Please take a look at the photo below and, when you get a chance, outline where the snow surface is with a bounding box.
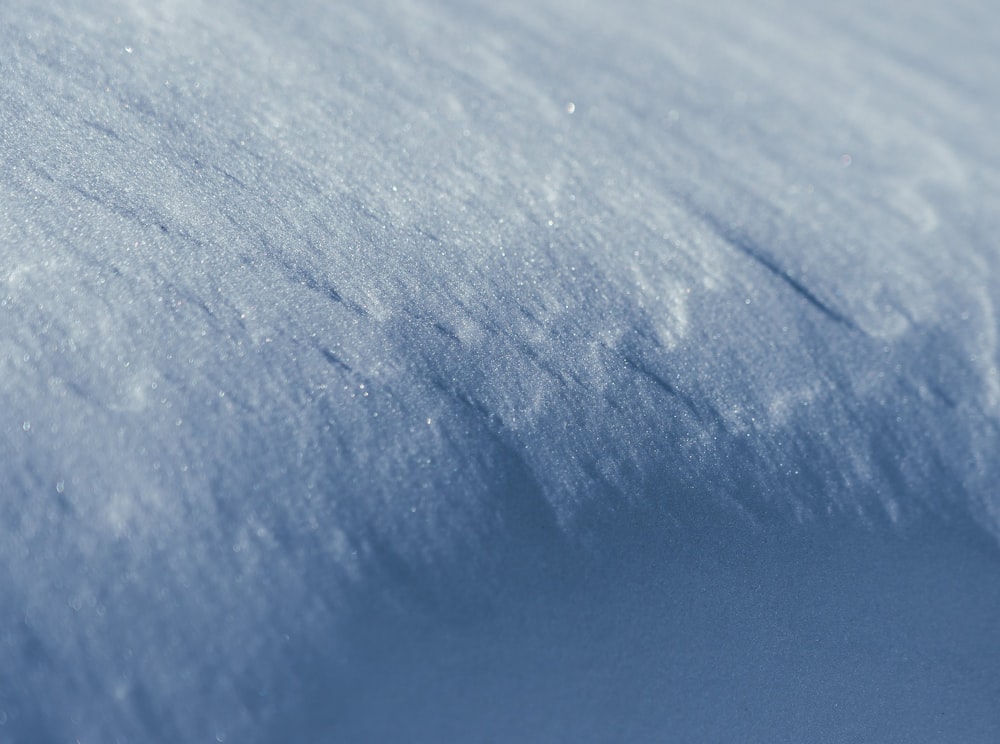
[1,0,999,741]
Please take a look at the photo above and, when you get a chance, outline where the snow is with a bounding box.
[1,0,999,741]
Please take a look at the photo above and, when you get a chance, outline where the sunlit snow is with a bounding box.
[2,0,999,741]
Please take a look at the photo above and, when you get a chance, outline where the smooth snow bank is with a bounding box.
[340,527,1000,743]
[1,0,999,741]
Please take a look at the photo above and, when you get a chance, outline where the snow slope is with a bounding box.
[1,0,999,741]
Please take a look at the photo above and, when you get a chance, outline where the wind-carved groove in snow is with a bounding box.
[619,354,703,423]
[695,209,863,334]
[320,348,353,374]
[256,233,370,318]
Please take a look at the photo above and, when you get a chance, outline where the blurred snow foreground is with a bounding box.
[2,0,1000,740]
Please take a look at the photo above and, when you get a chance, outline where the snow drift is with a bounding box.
[1,0,999,740]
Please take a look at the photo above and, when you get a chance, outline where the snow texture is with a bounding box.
[1,0,999,741]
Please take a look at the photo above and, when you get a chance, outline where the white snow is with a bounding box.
[1,0,999,741]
